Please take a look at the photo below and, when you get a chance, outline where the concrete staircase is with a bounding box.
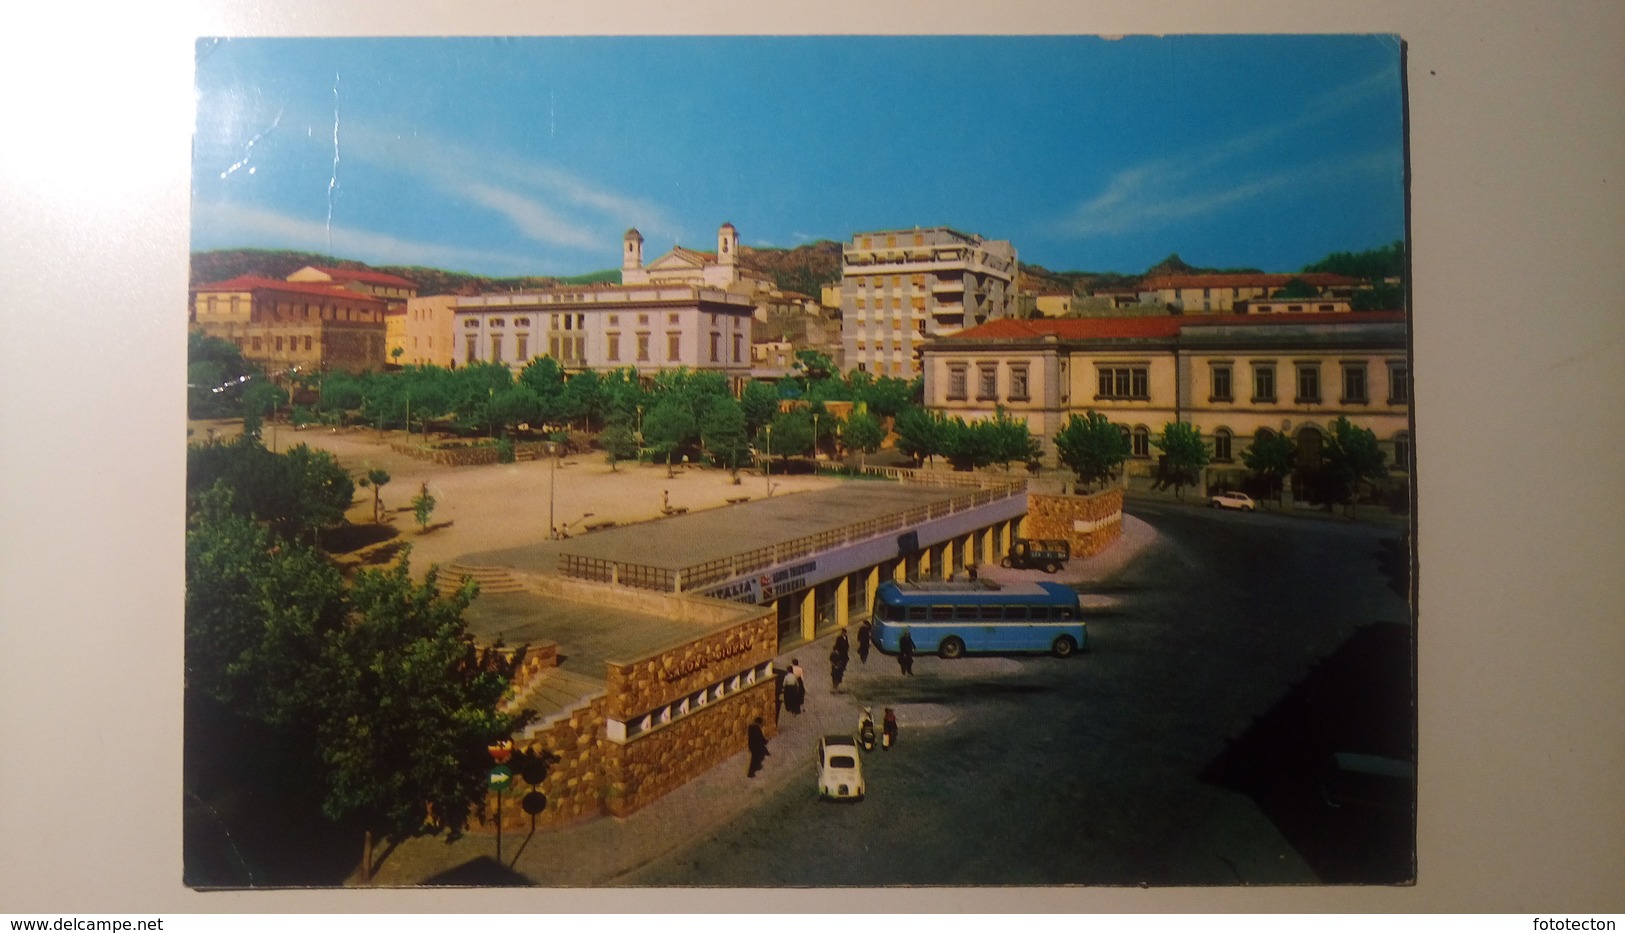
[509,668,607,740]
[436,563,527,597]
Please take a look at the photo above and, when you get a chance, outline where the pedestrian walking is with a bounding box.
[829,643,848,691]
[790,658,807,712]
[747,717,769,777]
[898,628,916,676]
[833,628,850,663]
[856,619,872,664]
[783,664,802,714]
[882,707,899,750]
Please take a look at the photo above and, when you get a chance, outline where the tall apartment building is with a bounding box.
[839,227,1018,379]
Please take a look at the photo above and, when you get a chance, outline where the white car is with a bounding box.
[816,735,865,801]
[1209,491,1257,511]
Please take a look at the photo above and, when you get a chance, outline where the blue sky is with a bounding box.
[190,35,1406,278]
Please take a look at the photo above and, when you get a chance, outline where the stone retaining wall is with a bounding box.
[606,615,777,720]
[389,440,550,466]
[1024,487,1124,559]
[474,581,777,833]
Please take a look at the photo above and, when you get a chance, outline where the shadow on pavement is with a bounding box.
[422,856,536,887]
[1201,620,1416,885]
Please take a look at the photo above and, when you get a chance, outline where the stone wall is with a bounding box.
[603,682,777,817]
[389,440,550,466]
[605,614,777,719]
[483,696,611,832]
[478,677,777,831]
[474,591,777,833]
[1024,487,1124,559]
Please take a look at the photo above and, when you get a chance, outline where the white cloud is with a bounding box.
[191,201,545,274]
[338,122,678,251]
[1051,69,1399,239]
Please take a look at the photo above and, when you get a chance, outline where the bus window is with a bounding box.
[907,606,928,622]
[1005,606,1029,621]
[878,601,902,622]
[1057,607,1076,620]
[930,606,954,622]
[978,605,1003,621]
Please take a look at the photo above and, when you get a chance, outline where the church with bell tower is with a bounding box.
[620,222,772,294]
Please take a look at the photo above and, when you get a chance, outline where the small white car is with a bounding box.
[1209,491,1257,511]
[816,735,865,801]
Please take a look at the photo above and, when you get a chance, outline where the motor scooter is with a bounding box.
[857,707,876,751]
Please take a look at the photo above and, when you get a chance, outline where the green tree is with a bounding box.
[411,483,437,532]
[357,469,391,523]
[792,349,836,383]
[184,486,348,725]
[188,437,354,542]
[841,410,887,469]
[187,331,260,419]
[939,416,998,471]
[314,556,531,878]
[765,409,814,462]
[1317,416,1389,517]
[740,380,782,436]
[559,369,604,431]
[599,413,640,471]
[642,395,698,476]
[1151,421,1210,500]
[1053,411,1131,490]
[1272,276,1320,299]
[894,406,942,467]
[1242,429,1296,505]
[700,397,751,478]
[486,386,542,437]
[985,408,1038,471]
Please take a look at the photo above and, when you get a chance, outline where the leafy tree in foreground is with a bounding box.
[1053,411,1130,490]
[1152,421,1210,500]
[185,485,347,725]
[1242,430,1296,505]
[315,557,531,878]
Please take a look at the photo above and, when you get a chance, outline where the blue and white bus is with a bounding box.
[870,580,1087,659]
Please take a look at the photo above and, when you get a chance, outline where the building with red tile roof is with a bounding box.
[922,311,1411,499]
[1138,272,1364,313]
[190,275,389,374]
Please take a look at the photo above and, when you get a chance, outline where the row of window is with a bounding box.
[945,363,1031,403]
[241,335,314,353]
[1208,361,1408,406]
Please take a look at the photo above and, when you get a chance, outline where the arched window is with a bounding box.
[1393,431,1411,472]
[1213,428,1233,462]
[1132,425,1151,458]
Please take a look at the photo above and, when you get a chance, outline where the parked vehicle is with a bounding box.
[817,735,865,801]
[1209,491,1257,511]
[870,579,1087,659]
[999,538,1071,573]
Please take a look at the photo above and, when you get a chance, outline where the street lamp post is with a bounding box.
[765,424,773,498]
[548,442,557,539]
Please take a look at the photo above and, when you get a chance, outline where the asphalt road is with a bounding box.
[623,501,1415,887]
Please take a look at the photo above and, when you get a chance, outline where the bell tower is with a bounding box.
[623,228,645,272]
[717,222,738,267]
